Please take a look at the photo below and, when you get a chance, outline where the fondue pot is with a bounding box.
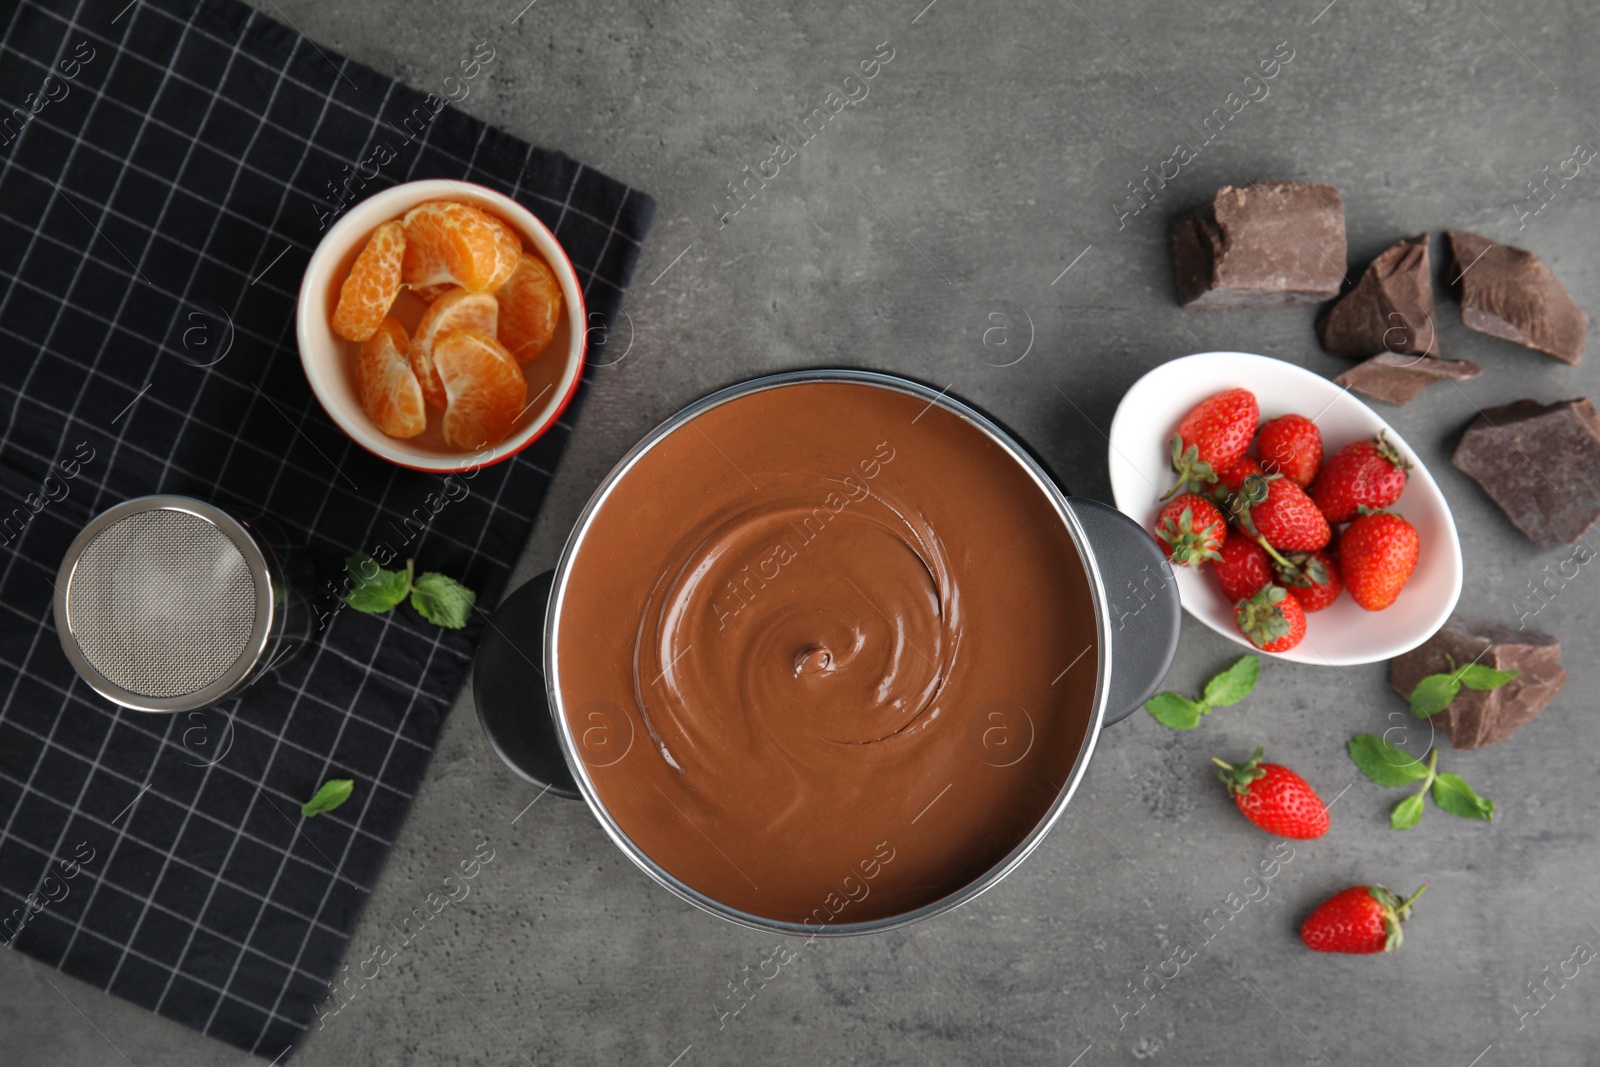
[473,370,1180,934]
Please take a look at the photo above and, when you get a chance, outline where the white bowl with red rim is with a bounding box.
[296,179,587,473]
[1107,351,1464,667]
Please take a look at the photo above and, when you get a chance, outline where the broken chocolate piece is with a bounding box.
[1452,398,1600,547]
[1389,618,1567,748]
[1334,352,1481,406]
[1317,234,1437,358]
[1170,181,1347,308]
[1446,231,1588,365]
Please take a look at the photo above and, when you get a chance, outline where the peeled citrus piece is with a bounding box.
[332,221,405,342]
[410,282,452,304]
[434,330,526,451]
[401,200,519,293]
[482,211,525,264]
[497,253,563,364]
[410,288,498,411]
[355,317,426,438]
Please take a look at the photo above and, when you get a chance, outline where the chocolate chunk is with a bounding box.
[1452,398,1600,546]
[1170,181,1347,308]
[1446,231,1588,365]
[1389,618,1567,748]
[1317,235,1437,358]
[1334,352,1481,406]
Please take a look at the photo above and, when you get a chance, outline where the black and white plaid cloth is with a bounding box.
[0,0,654,1057]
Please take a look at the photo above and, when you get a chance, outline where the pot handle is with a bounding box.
[471,570,582,799]
[1063,498,1182,726]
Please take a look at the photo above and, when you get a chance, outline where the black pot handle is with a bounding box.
[471,570,582,799]
[1063,498,1182,726]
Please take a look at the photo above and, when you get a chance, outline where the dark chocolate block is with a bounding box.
[1170,181,1347,308]
[1334,352,1481,406]
[1446,231,1588,365]
[1389,618,1567,748]
[1452,398,1600,546]
[1317,234,1437,358]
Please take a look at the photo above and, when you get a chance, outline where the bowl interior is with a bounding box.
[296,180,585,471]
[1106,351,1463,666]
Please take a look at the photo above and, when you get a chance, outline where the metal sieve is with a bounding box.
[53,496,310,713]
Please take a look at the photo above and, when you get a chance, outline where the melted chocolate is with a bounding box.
[554,381,1098,924]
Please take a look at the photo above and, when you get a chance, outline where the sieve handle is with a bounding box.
[470,571,581,799]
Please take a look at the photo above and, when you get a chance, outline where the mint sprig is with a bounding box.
[1144,655,1260,729]
[1409,657,1521,718]
[344,553,477,629]
[1347,734,1494,829]
[301,778,354,817]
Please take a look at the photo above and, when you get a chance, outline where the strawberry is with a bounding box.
[1153,493,1227,568]
[1234,585,1306,652]
[1341,512,1419,611]
[1215,455,1263,498]
[1258,414,1322,487]
[1212,536,1274,602]
[1212,745,1329,839]
[1230,472,1331,552]
[1164,388,1259,499]
[1277,548,1342,613]
[1300,884,1427,954]
[1311,432,1411,524]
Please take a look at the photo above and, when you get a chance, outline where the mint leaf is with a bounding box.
[1145,692,1206,730]
[1390,793,1425,830]
[1456,664,1522,691]
[410,572,476,629]
[1409,673,1460,718]
[1202,655,1260,708]
[1432,773,1495,820]
[344,554,412,613]
[1348,734,1431,786]
[301,778,354,817]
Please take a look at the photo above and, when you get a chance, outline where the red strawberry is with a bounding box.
[1164,388,1259,499]
[1212,745,1329,839]
[1277,548,1342,612]
[1341,512,1419,611]
[1215,455,1263,498]
[1153,493,1227,568]
[1234,585,1306,652]
[1258,414,1322,487]
[1301,884,1427,954]
[1212,536,1274,602]
[1311,432,1411,524]
[1231,472,1331,551]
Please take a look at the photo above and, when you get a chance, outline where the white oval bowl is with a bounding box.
[296,179,587,473]
[1107,351,1463,667]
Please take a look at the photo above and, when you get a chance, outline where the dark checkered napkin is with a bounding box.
[0,0,654,1058]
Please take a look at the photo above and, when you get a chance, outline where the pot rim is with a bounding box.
[545,369,1115,935]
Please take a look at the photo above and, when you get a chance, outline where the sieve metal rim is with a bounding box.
[52,495,276,714]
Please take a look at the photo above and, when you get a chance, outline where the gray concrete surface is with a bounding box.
[5,0,1600,1063]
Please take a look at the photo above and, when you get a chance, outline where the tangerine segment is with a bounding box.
[481,212,526,282]
[356,317,426,438]
[497,253,563,364]
[410,288,498,411]
[401,200,519,293]
[434,330,526,451]
[332,221,405,342]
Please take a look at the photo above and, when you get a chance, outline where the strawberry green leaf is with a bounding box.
[1347,734,1431,786]
[1408,673,1461,718]
[1145,692,1206,730]
[1455,664,1522,691]
[410,572,477,629]
[301,778,354,817]
[1201,655,1260,708]
[344,554,413,613]
[1432,773,1495,820]
[1390,793,1425,830]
